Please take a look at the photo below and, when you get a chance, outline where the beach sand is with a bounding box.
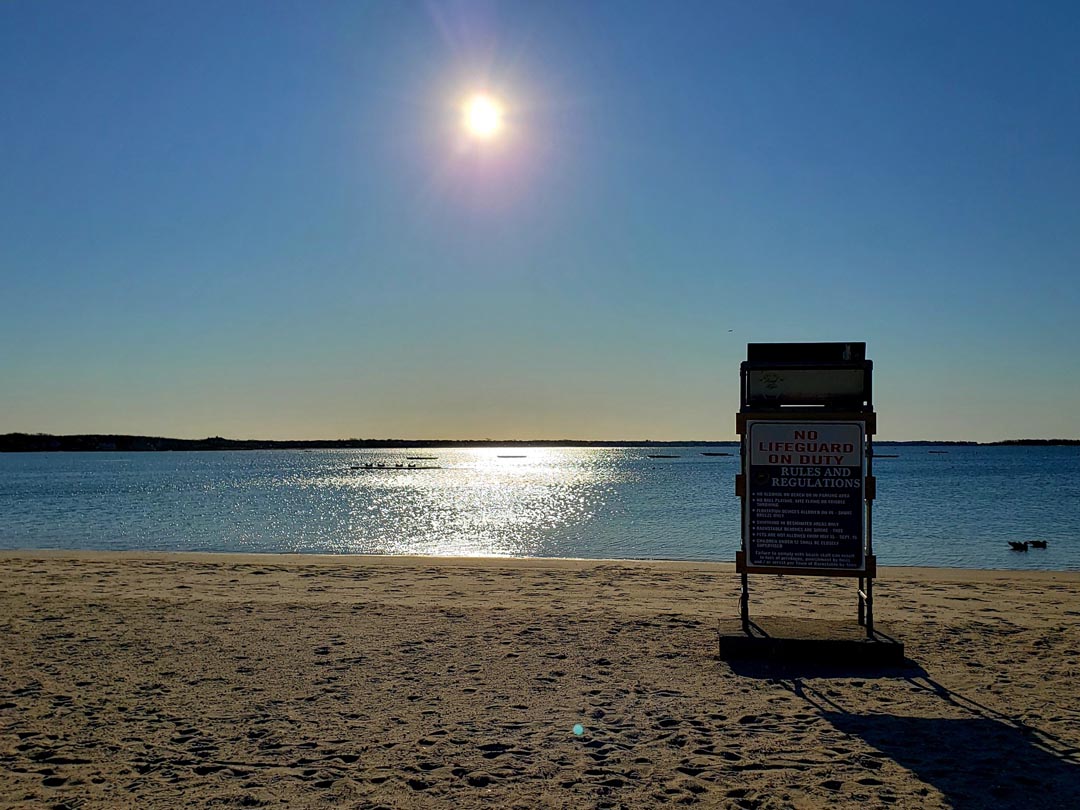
[2,552,1078,809]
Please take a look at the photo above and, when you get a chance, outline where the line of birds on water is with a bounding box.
[348,462,440,470]
[1009,540,1048,551]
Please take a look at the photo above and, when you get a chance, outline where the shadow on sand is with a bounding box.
[724,657,1080,808]
[820,713,1079,809]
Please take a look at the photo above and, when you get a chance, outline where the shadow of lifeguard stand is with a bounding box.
[719,342,903,665]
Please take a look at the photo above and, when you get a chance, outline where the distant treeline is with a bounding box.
[2,433,1078,453]
[873,440,977,446]
[0,433,739,452]
[985,439,1080,446]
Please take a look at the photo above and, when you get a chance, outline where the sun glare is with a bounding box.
[463,94,503,139]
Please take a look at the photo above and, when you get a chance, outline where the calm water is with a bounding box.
[1,446,1078,570]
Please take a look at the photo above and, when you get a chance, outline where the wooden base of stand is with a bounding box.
[717,616,904,666]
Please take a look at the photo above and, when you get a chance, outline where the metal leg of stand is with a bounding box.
[865,575,874,638]
[858,576,865,626]
[740,572,750,633]
[866,433,874,638]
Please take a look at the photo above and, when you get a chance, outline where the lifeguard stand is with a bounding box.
[734,342,878,637]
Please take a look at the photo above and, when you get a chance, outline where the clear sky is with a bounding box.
[2,1,1078,441]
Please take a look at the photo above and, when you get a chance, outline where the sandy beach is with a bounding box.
[1,552,1078,809]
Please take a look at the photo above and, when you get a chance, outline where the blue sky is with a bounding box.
[2,1,1078,441]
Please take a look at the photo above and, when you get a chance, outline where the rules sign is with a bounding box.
[745,421,865,571]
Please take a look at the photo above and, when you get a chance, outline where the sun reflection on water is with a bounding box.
[332,448,608,557]
[0,446,743,561]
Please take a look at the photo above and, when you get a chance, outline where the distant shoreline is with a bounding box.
[1,432,1078,452]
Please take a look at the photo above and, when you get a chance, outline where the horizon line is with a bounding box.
[2,432,1078,449]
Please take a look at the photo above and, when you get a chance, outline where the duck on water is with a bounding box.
[1009,540,1049,551]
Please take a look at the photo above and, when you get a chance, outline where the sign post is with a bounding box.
[735,343,878,637]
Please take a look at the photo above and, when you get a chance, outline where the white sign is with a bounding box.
[744,421,865,571]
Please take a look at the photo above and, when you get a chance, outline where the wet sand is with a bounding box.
[1,551,1079,808]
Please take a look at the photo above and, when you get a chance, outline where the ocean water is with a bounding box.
[0,446,1077,570]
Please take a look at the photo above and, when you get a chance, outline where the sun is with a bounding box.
[463,94,503,139]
